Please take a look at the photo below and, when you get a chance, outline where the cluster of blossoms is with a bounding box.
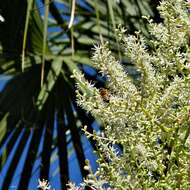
[70,0,190,189]
[38,179,53,190]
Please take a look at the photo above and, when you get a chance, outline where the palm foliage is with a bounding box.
[0,0,159,189]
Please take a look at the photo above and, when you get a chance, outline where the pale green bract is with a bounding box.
[70,0,190,189]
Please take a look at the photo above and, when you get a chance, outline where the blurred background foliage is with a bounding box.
[0,0,160,189]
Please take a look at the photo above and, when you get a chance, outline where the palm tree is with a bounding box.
[0,0,159,189]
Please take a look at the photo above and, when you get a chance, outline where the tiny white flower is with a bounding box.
[148,171,153,178]
[37,179,51,190]
[0,14,5,22]
[115,0,120,4]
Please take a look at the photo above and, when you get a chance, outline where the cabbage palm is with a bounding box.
[0,0,158,189]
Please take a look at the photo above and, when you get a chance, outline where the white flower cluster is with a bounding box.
[72,0,190,189]
[0,14,5,22]
[37,179,54,190]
